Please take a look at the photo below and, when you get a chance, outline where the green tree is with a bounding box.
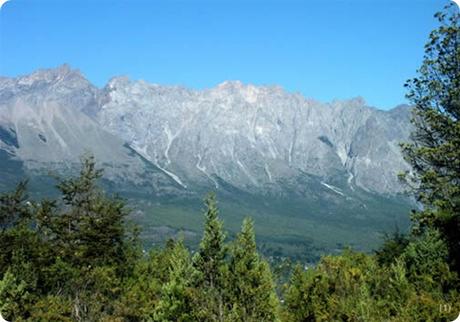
[192,193,228,321]
[227,218,279,321]
[375,229,409,266]
[283,264,313,321]
[401,3,460,272]
[112,247,168,320]
[51,154,131,268]
[0,156,145,321]
[153,240,195,322]
[401,228,454,289]
[0,180,31,230]
[28,295,73,322]
[0,269,32,321]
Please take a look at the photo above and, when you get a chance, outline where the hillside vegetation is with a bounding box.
[0,156,458,321]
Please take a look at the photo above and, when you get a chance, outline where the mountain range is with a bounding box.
[0,65,414,259]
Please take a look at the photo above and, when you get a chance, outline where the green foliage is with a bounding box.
[192,193,229,321]
[153,241,195,322]
[141,184,411,262]
[0,270,32,321]
[375,229,409,266]
[52,154,130,269]
[0,155,142,321]
[226,218,279,321]
[401,228,456,290]
[283,249,460,321]
[0,180,31,229]
[193,193,227,288]
[401,2,460,273]
[28,295,73,322]
[0,152,459,321]
[111,254,162,320]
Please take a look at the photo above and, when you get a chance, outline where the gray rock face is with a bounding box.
[0,65,412,197]
[0,65,185,196]
[98,77,411,195]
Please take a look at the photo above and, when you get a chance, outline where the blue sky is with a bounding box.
[0,0,454,109]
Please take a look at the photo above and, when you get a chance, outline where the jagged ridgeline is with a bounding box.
[0,66,412,259]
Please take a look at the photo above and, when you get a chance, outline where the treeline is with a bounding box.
[0,156,459,321]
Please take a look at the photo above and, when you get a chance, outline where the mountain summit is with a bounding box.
[0,65,414,253]
[98,69,411,195]
[1,65,411,196]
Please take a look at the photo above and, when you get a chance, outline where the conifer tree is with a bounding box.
[283,265,310,321]
[0,183,33,276]
[401,3,460,272]
[0,180,31,230]
[0,269,31,321]
[153,241,195,322]
[193,193,226,286]
[227,218,279,321]
[52,154,129,268]
[192,193,227,321]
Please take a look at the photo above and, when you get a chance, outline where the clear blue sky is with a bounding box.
[0,0,454,109]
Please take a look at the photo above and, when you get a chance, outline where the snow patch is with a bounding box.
[244,85,259,104]
[157,165,187,189]
[321,182,345,196]
[196,154,219,188]
[131,142,187,189]
[288,141,294,165]
[236,158,258,186]
[336,145,348,166]
[163,123,183,165]
[347,172,355,191]
[264,164,273,182]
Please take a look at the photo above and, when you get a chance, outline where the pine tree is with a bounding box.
[401,228,453,289]
[227,218,279,321]
[0,180,31,230]
[192,193,227,321]
[0,269,31,321]
[401,3,460,272]
[153,241,195,322]
[283,265,304,321]
[52,154,129,268]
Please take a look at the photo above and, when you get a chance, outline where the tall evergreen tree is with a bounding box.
[284,264,320,322]
[192,193,227,321]
[0,180,31,230]
[51,154,129,268]
[401,3,460,272]
[227,218,279,321]
[153,241,195,322]
[0,181,34,275]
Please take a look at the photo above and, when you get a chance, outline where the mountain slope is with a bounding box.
[98,77,411,195]
[0,65,185,196]
[0,65,414,258]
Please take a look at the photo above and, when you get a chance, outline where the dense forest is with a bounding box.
[1,4,459,321]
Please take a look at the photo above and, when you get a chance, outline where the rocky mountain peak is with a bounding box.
[0,66,413,197]
[106,76,131,90]
[16,64,84,87]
